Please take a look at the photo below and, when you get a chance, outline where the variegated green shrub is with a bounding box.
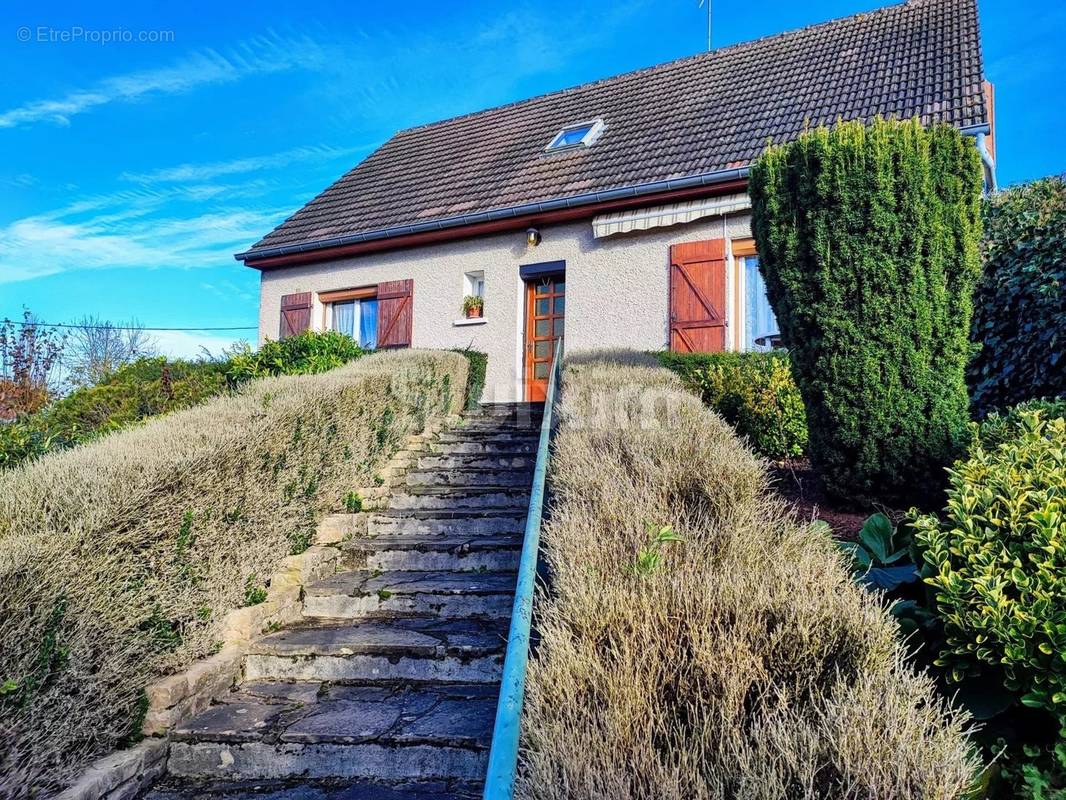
[914,411,1066,713]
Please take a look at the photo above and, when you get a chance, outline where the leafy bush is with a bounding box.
[0,350,469,794]
[974,397,1066,451]
[657,351,807,459]
[749,118,984,505]
[913,407,1066,797]
[969,176,1066,417]
[519,356,979,800]
[46,357,228,432]
[225,330,365,382]
[0,424,77,469]
[0,358,228,469]
[915,409,1066,707]
[451,348,488,409]
[837,513,920,592]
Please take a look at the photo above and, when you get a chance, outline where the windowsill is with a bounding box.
[453,317,487,327]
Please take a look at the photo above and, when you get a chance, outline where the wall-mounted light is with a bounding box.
[526,227,541,247]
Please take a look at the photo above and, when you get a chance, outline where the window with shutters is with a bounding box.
[320,286,380,349]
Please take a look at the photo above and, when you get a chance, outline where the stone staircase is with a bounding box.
[146,403,542,800]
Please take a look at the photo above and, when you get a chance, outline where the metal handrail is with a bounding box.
[483,336,563,800]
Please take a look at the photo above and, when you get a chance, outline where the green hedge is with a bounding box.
[657,351,807,459]
[451,349,487,409]
[968,176,1066,417]
[750,118,984,505]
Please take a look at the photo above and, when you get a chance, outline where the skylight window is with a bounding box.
[545,119,605,152]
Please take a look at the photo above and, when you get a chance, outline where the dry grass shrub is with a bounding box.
[518,357,979,800]
[0,349,467,797]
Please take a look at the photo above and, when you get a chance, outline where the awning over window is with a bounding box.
[591,193,751,239]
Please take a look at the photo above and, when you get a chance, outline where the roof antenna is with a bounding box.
[699,0,712,51]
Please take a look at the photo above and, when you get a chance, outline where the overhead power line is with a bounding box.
[1,318,258,332]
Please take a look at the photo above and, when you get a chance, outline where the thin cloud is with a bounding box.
[0,31,326,129]
[120,144,371,184]
[0,191,288,283]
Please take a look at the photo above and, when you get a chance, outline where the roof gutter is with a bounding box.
[237,121,994,265]
[974,131,997,192]
[235,165,750,263]
[959,122,997,192]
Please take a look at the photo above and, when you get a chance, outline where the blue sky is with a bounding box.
[1,0,1063,357]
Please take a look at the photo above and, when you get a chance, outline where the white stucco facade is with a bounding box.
[258,208,755,403]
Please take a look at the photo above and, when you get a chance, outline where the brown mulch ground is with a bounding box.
[768,458,883,541]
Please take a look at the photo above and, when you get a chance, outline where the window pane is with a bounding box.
[553,296,565,314]
[534,362,549,379]
[554,318,565,336]
[550,125,593,149]
[359,299,378,349]
[555,281,565,293]
[332,301,355,337]
[744,257,778,351]
[535,282,550,295]
[535,319,550,337]
[562,127,590,145]
[535,298,549,315]
[535,341,550,358]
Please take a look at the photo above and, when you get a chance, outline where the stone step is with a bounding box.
[244,618,506,684]
[452,418,543,433]
[429,439,537,456]
[405,467,532,489]
[168,682,496,782]
[145,777,483,800]
[343,534,521,572]
[388,487,528,512]
[303,570,517,620]
[367,510,526,538]
[435,431,539,446]
[468,402,543,419]
[417,453,535,471]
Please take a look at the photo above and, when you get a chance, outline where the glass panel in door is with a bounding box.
[525,275,565,402]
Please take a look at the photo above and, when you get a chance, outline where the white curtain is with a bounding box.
[744,257,779,350]
[331,301,359,338]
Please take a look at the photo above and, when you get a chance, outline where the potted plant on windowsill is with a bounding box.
[462,295,484,319]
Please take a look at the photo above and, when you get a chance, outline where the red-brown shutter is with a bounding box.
[377,279,413,348]
[669,239,727,353]
[279,292,312,340]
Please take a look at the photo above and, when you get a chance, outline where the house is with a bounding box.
[236,0,995,403]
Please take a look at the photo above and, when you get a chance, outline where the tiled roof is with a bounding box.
[240,0,986,260]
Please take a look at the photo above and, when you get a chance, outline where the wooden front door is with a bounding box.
[669,239,727,352]
[524,275,565,402]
